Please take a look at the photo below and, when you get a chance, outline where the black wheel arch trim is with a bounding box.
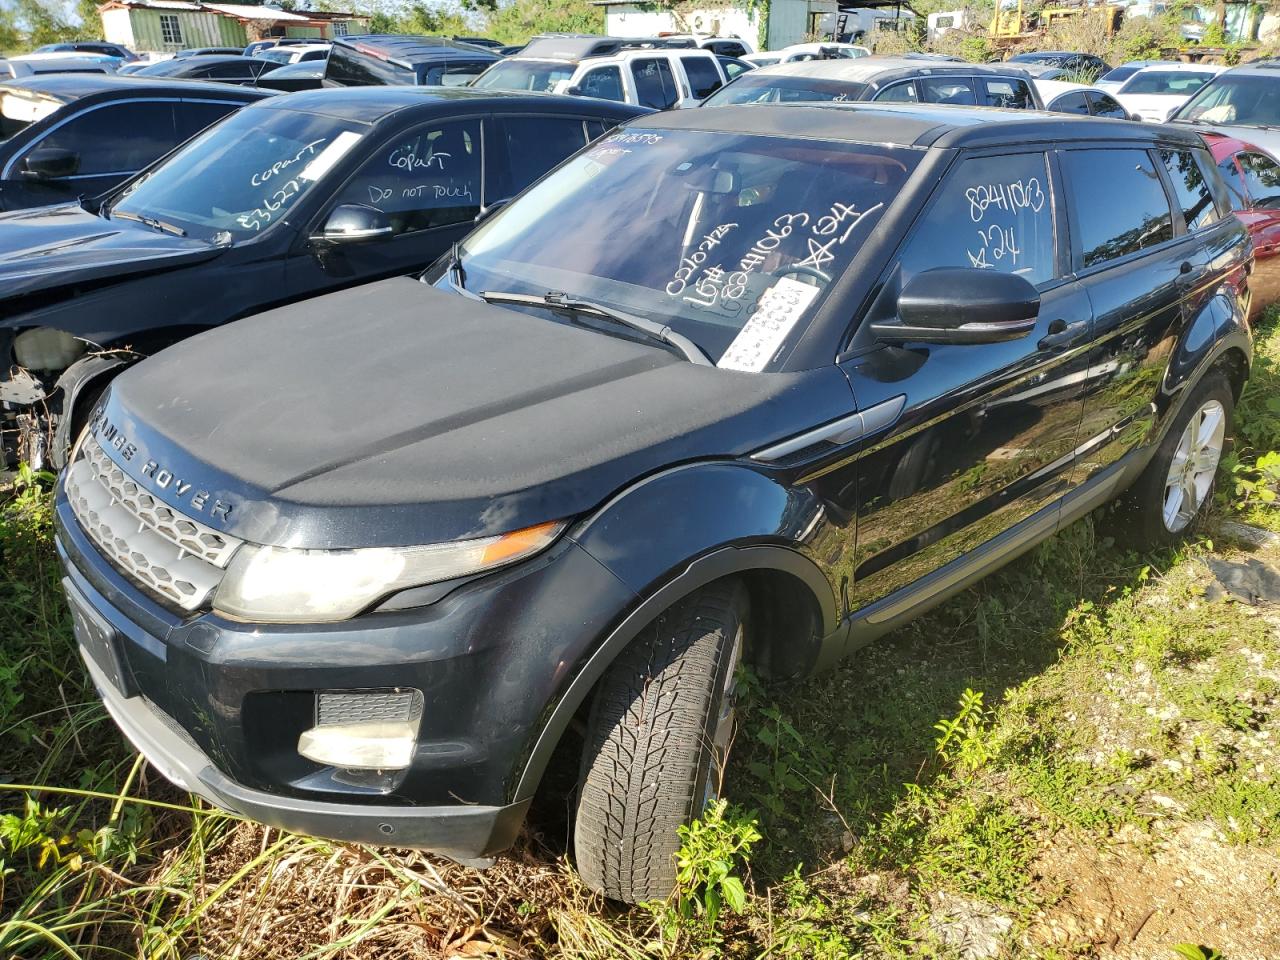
[511,542,838,803]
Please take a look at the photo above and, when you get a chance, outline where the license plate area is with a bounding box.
[64,577,136,697]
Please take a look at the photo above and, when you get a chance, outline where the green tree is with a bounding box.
[14,0,79,46]
[0,5,25,53]
[485,0,602,44]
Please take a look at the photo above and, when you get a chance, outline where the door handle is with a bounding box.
[1037,319,1088,350]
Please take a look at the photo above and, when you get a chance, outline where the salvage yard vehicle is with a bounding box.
[0,87,647,468]
[58,104,1252,904]
[1112,63,1224,123]
[1207,131,1280,318]
[702,57,1043,108]
[472,37,730,109]
[1034,78,1128,118]
[322,35,499,87]
[0,74,268,209]
[129,54,283,85]
[1170,61,1280,158]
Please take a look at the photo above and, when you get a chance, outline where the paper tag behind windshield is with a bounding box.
[717,277,820,372]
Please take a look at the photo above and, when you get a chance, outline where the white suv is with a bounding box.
[473,46,729,109]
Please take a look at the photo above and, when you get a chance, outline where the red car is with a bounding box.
[1205,132,1280,318]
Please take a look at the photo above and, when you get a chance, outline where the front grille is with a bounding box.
[316,690,425,726]
[65,434,243,612]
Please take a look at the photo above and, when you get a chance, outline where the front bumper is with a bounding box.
[56,491,636,860]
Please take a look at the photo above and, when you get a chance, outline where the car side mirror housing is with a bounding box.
[313,204,394,244]
[21,147,80,180]
[563,84,583,96]
[871,267,1040,345]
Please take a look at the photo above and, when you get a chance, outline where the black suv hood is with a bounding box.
[0,203,220,303]
[97,277,852,548]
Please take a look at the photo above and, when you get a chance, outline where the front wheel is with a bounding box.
[573,580,748,903]
[1120,373,1233,548]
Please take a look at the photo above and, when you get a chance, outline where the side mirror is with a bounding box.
[870,267,1040,345]
[473,197,511,223]
[21,147,80,180]
[563,84,584,97]
[312,204,394,244]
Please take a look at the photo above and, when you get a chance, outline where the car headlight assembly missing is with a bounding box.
[211,519,566,623]
[13,327,87,372]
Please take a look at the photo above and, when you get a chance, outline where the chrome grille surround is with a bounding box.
[65,435,243,612]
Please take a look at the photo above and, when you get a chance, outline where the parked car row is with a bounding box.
[0,28,1275,913]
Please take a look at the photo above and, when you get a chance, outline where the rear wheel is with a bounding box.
[573,580,748,903]
[1119,373,1232,548]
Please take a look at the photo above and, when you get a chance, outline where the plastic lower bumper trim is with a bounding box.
[81,651,528,866]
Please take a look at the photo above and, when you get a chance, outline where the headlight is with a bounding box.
[13,327,87,372]
[212,520,565,623]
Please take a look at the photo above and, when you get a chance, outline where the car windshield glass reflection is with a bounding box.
[457,128,920,368]
[1176,75,1280,128]
[703,74,868,105]
[472,60,575,92]
[1121,70,1215,95]
[108,109,363,242]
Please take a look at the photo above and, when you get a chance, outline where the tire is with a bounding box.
[1119,372,1233,549]
[573,580,748,903]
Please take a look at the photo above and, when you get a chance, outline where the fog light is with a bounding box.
[298,721,418,770]
[297,689,423,770]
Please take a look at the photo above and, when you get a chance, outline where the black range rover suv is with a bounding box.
[57,104,1252,903]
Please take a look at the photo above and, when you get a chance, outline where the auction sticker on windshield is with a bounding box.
[718,277,819,372]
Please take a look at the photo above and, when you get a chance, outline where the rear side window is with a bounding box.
[631,58,678,109]
[1063,149,1173,268]
[28,100,178,176]
[1049,91,1090,115]
[873,80,917,102]
[982,78,1032,108]
[580,66,624,101]
[202,61,257,80]
[1239,152,1280,209]
[1087,92,1127,119]
[1158,148,1217,231]
[898,152,1057,286]
[173,100,241,139]
[680,56,723,99]
[500,116,587,196]
[920,76,977,106]
[331,118,481,232]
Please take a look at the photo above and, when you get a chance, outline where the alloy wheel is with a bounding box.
[1162,399,1226,533]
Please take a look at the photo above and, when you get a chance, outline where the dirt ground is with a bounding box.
[1023,822,1280,959]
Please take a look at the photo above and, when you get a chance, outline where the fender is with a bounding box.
[50,352,137,468]
[511,462,843,804]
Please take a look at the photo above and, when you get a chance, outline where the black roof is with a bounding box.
[333,35,500,67]
[638,101,1204,150]
[135,54,264,75]
[252,85,649,123]
[0,72,271,103]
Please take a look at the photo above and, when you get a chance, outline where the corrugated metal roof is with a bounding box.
[202,3,312,21]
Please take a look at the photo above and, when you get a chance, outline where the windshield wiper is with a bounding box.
[478,289,714,366]
[111,210,186,237]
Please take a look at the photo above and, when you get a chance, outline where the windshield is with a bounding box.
[1174,75,1280,128]
[109,108,364,242]
[454,128,920,369]
[703,73,867,105]
[471,59,576,92]
[1121,70,1215,95]
[257,48,294,64]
